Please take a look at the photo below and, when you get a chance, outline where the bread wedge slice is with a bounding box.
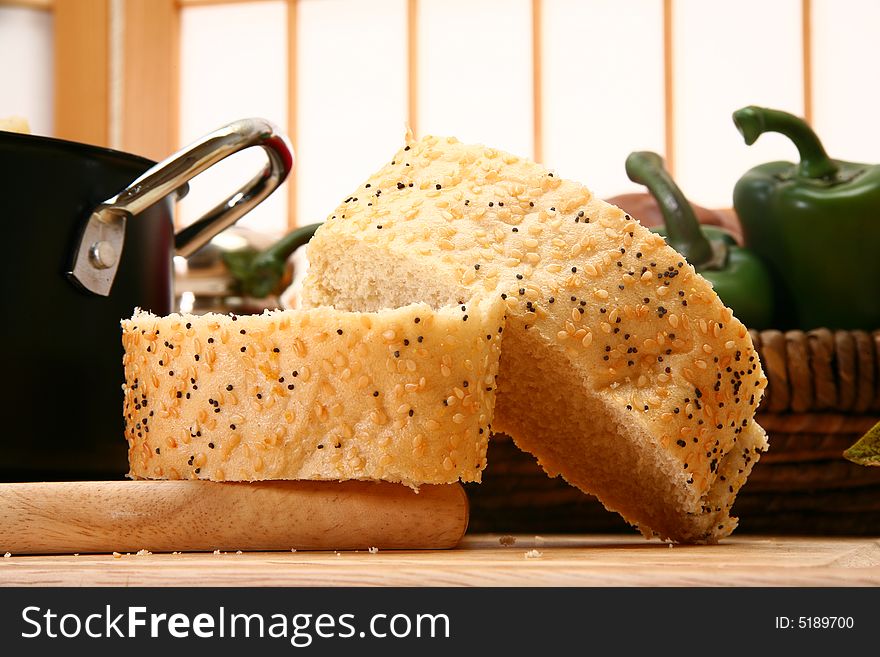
[302,135,768,543]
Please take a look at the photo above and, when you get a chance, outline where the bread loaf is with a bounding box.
[301,135,769,543]
[122,299,504,487]
[0,116,30,134]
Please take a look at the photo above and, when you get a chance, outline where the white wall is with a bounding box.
[296,0,408,226]
[0,6,53,137]
[542,0,665,198]
[6,0,879,233]
[178,0,289,236]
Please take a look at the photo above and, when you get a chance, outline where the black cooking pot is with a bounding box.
[0,118,292,480]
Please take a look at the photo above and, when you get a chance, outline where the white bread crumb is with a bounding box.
[290,548,297,553]
[112,552,122,559]
[3,552,11,558]
[213,549,222,555]
[136,549,152,556]
[524,549,543,559]
[236,550,243,555]
[368,547,379,554]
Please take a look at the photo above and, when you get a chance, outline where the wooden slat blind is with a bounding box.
[53,0,110,147]
[286,0,298,228]
[120,0,179,160]
[663,0,674,175]
[406,0,418,138]
[2,0,52,9]
[50,0,178,157]
[15,0,873,229]
[530,0,542,163]
[801,0,813,124]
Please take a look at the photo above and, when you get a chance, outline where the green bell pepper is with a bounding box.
[732,105,880,330]
[626,151,774,329]
[223,222,322,299]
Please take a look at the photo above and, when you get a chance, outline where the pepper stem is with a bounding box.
[625,151,714,267]
[225,222,322,298]
[258,222,322,268]
[732,105,838,179]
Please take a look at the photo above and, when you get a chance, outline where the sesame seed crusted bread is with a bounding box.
[301,135,769,543]
[122,299,504,487]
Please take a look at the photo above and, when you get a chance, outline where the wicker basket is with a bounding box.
[467,328,880,535]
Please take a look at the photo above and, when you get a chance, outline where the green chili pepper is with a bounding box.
[223,222,322,299]
[732,106,880,330]
[626,151,774,329]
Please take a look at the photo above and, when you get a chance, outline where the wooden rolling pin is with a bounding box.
[0,480,468,554]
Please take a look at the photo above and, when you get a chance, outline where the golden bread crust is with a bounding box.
[122,300,505,487]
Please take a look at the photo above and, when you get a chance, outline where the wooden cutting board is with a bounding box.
[1,535,877,586]
[0,480,468,554]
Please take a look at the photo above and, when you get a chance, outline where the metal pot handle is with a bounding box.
[68,117,294,297]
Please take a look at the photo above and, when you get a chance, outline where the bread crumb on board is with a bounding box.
[524,549,543,559]
[136,549,152,556]
[368,547,379,554]
[499,535,517,546]
[213,549,222,555]
[3,552,11,558]
[290,548,297,553]
[112,552,122,559]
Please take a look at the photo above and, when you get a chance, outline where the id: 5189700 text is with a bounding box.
[775,616,853,629]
